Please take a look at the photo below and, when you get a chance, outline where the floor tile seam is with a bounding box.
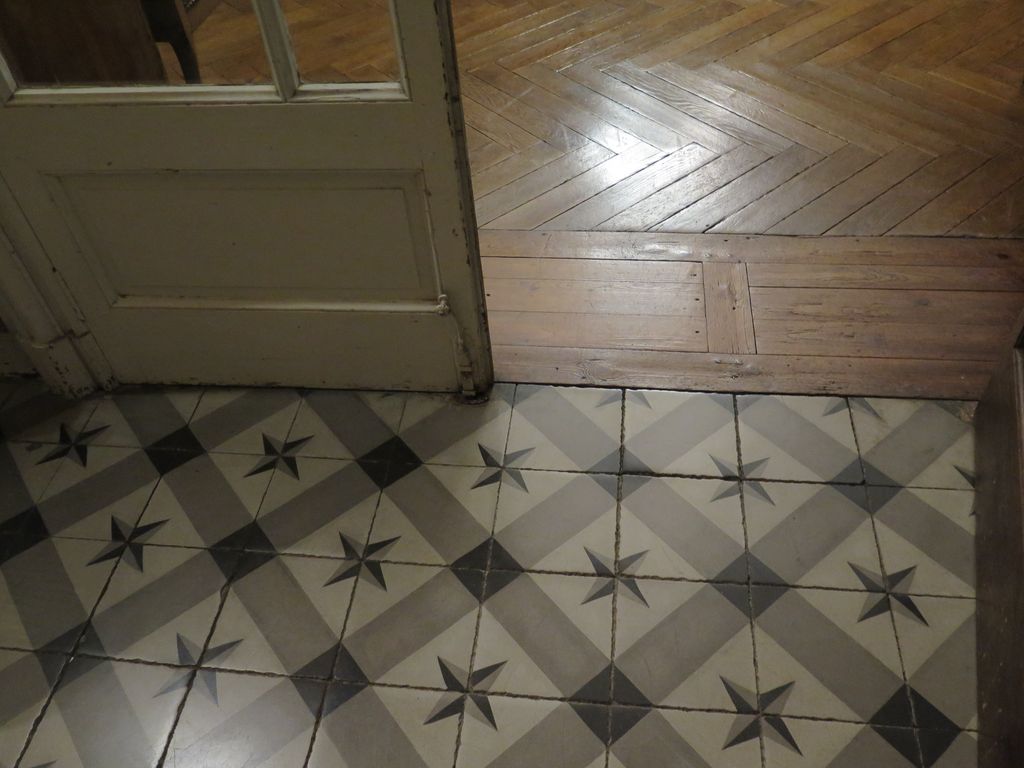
[606,389,626,749]
[494,384,979,403]
[13,497,136,768]
[451,384,519,768]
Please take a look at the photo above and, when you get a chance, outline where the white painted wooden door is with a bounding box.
[0,0,490,395]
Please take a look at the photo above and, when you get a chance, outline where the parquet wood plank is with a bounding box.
[704,262,757,354]
[489,311,708,352]
[746,263,1024,291]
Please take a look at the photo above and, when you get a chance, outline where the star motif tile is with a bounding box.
[425,657,506,728]
[745,482,884,590]
[852,398,975,489]
[78,545,233,664]
[457,696,608,768]
[325,533,400,588]
[752,585,907,724]
[166,670,321,767]
[618,475,745,580]
[622,389,738,476]
[309,684,460,768]
[871,486,976,597]
[369,463,500,566]
[474,572,613,699]
[506,385,622,472]
[154,634,242,703]
[492,470,617,573]
[737,395,861,483]
[245,433,313,479]
[35,423,108,467]
[610,708,762,767]
[20,657,186,768]
[614,579,754,710]
[341,564,479,688]
[206,552,356,678]
[398,383,514,467]
[87,515,167,571]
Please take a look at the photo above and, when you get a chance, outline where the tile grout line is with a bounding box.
[734,393,769,768]
[847,397,928,767]
[155,395,302,768]
[453,382,518,768]
[605,387,626,765]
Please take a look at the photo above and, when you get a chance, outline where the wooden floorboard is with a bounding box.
[484,232,1024,398]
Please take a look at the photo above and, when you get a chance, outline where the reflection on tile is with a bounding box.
[871,487,975,597]
[21,657,185,768]
[891,595,976,732]
[341,564,478,688]
[400,383,514,467]
[738,395,860,483]
[493,470,617,573]
[619,475,744,580]
[852,398,974,490]
[752,585,906,724]
[0,649,64,766]
[507,385,622,472]
[80,545,232,664]
[763,719,920,767]
[610,708,762,767]
[1,537,116,651]
[167,670,320,768]
[746,482,882,590]
[309,684,460,768]
[371,463,500,565]
[207,552,355,677]
[458,696,607,768]
[622,390,737,476]
[475,572,613,699]
[615,580,752,710]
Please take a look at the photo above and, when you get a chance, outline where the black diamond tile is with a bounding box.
[749,582,791,618]
[291,675,328,717]
[451,538,492,571]
[388,437,421,470]
[323,681,369,718]
[871,725,922,766]
[0,506,49,565]
[610,666,651,707]
[451,568,487,602]
[872,686,915,729]
[571,664,613,704]
[227,550,275,583]
[488,539,524,572]
[909,688,959,732]
[609,705,651,746]
[294,647,339,681]
[145,437,204,476]
[918,727,961,768]
[713,553,748,584]
[333,643,369,686]
[148,425,204,454]
[570,701,610,745]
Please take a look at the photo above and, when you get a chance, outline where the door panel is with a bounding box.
[0,0,491,393]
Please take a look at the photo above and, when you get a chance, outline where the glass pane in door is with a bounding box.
[0,0,271,87]
[281,0,400,83]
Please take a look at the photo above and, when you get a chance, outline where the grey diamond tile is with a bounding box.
[0,649,64,766]
[618,475,744,580]
[871,487,975,597]
[309,684,460,768]
[738,395,861,483]
[189,388,302,455]
[852,398,975,490]
[21,657,185,768]
[752,585,906,724]
[206,552,356,677]
[474,572,613,699]
[614,579,753,710]
[610,708,762,767]
[493,470,617,573]
[287,389,406,459]
[622,389,737,476]
[746,482,883,591]
[166,670,321,767]
[341,564,479,688]
[507,386,622,472]
[457,696,607,768]
[1,537,116,651]
[82,388,202,449]
[399,383,514,467]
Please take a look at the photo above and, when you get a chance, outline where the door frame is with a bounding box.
[0,0,489,397]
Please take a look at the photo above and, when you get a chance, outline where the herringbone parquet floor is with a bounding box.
[456,0,1024,236]
[187,0,1024,237]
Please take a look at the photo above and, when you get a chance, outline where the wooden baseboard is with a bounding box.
[975,327,1024,767]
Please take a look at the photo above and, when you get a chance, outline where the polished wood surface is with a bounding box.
[485,231,1024,397]
[975,308,1024,768]
[454,0,1024,236]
